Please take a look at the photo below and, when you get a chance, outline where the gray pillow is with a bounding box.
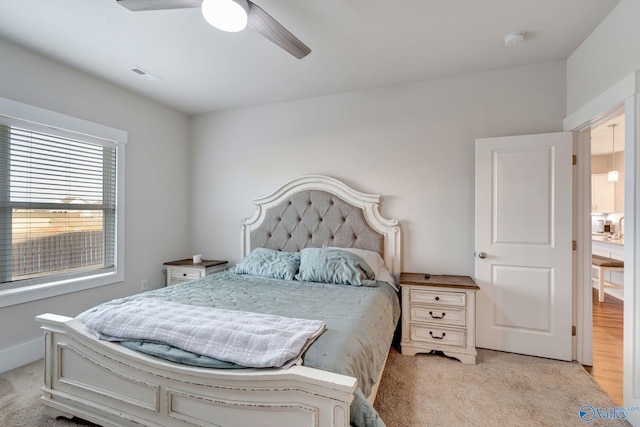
[295,248,378,287]
[230,248,300,281]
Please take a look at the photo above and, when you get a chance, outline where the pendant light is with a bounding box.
[607,123,619,182]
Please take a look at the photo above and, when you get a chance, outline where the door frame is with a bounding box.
[564,71,639,418]
[573,125,592,364]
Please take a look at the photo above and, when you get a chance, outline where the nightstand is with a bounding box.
[163,259,228,286]
[399,273,480,364]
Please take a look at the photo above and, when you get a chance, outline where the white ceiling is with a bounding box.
[0,0,620,115]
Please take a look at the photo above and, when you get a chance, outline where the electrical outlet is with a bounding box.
[141,279,149,291]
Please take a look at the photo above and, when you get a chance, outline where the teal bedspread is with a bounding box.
[77,271,401,427]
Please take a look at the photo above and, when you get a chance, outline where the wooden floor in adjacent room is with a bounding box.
[586,288,624,406]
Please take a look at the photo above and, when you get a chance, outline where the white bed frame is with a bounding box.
[37,175,401,427]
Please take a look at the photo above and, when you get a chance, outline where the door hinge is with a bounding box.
[572,154,577,165]
[572,325,577,336]
[572,240,577,250]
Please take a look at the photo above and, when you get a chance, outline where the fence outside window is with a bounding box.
[11,230,104,280]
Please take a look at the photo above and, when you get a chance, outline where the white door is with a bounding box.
[475,132,573,361]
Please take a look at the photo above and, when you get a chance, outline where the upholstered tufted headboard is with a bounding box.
[241,175,402,280]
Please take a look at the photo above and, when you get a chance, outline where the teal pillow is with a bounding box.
[230,248,300,281]
[295,248,377,287]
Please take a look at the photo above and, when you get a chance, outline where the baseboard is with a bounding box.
[0,337,43,373]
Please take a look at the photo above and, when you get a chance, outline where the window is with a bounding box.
[0,98,125,307]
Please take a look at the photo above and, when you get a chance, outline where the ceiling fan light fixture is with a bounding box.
[202,0,249,32]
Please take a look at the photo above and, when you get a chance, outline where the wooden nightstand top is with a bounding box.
[163,259,228,268]
[399,273,479,291]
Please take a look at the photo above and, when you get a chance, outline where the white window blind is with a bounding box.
[0,117,119,291]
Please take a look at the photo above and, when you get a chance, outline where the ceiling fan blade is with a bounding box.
[247,1,311,59]
[117,0,202,12]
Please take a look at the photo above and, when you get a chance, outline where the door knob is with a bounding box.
[478,252,487,259]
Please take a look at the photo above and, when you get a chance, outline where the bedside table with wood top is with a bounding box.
[163,259,228,286]
[399,273,480,364]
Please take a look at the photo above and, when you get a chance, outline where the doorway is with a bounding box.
[565,70,640,424]
[588,111,625,405]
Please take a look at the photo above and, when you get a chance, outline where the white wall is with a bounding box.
[0,39,191,370]
[567,0,640,115]
[189,61,567,275]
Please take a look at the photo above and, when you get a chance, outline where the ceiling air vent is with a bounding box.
[130,66,160,82]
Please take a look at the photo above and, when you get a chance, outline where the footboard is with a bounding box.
[37,313,357,427]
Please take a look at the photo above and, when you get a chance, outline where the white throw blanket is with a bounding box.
[84,298,326,368]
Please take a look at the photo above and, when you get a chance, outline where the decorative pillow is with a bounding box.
[230,248,300,281]
[326,246,398,290]
[326,246,384,276]
[296,248,377,287]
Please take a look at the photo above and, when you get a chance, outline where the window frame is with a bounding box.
[0,97,126,308]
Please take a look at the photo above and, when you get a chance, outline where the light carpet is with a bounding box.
[375,348,628,426]
[0,348,628,426]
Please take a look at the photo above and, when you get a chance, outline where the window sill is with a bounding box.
[0,271,123,309]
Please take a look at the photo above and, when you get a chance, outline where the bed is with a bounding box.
[37,175,402,427]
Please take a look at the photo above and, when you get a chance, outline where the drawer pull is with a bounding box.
[429,331,446,340]
[183,273,187,277]
[429,311,446,319]
[434,296,440,301]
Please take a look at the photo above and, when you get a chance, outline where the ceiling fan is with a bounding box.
[117,0,311,59]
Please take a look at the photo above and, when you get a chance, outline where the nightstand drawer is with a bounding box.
[411,306,466,327]
[410,289,466,307]
[170,268,202,281]
[164,259,228,287]
[411,325,466,348]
